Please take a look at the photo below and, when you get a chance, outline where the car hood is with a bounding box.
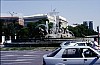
[43,54,48,58]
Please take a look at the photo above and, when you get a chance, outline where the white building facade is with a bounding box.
[23,12,74,38]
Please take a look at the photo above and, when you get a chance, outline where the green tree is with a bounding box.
[18,27,29,39]
[48,22,53,29]
[26,18,49,39]
[68,24,97,37]
[27,22,36,38]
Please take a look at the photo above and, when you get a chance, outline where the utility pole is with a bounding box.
[97,26,99,45]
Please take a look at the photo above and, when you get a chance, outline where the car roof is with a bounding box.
[76,41,87,43]
[63,41,87,44]
[61,46,91,49]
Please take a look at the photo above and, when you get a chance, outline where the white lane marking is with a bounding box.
[2,55,21,57]
[15,62,32,63]
[2,54,38,57]
[1,59,34,61]
[23,55,38,56]
[17,57,37,59]
[2,62,32,64]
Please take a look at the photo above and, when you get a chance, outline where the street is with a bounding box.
[1,50,51,65]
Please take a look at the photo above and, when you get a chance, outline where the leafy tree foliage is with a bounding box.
[68,24,98,37]
[1,18,49,40]
[48,22,53,29]
[18,27,29,39]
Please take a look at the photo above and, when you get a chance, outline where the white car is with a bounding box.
[43,46,100,65]
[60,41,92,47]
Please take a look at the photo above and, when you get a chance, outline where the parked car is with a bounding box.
[43,46,100,65]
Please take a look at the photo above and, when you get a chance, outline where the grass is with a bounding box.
[0,47,58,51]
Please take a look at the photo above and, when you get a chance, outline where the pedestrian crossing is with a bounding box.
[1,50,50,65]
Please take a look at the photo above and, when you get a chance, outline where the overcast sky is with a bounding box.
[1,0,100,31]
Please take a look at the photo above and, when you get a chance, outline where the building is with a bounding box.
[71,23,80,27]
[83,21,88,26]
[24,14,68,28]
[83,21,93,30]
[0,16,24,26]
[89,21,93,30]
[24,14,47,26]
[0,11,74,39]
[23,12,74,38]
[23,13,68,33]
[0,16,24,44]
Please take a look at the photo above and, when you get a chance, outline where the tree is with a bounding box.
[27,22,36,38]
[68,24,98,37]
[0,22,3,42]
[26,18,49,39]
[18,27,29,39]
[48,22,53,29]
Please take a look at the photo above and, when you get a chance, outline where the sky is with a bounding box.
[1,0,100,31]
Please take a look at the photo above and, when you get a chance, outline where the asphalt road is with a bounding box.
[1,50,51,65]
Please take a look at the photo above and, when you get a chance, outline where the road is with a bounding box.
[1,50,51,65]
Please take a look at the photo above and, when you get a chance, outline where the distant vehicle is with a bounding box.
[60,41,92,47]
[43,46,100,65]
[60,41,100,51]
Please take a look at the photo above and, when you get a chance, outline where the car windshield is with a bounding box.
[47,48,61,57]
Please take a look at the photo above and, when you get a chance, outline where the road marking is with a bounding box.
[1,50,50,65]
[17,57,37,59]
[1,59,34,61]
[23,55,38,56]
[2,54,39,57]
[2,62,32,64]
[2,55,21,57]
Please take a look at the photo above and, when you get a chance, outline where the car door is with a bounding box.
[44,48,66,65]
[83,48,100,65]
[61,48,84,65]
[83,57,100,65]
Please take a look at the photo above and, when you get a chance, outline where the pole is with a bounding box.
[97,26,99,45]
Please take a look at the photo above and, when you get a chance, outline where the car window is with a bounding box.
[64,41,76,46]
[76,43,85,46]
[82,48,98,58]
[47,48,61,57]
[86,43,92,46]
[62,48,83,58]
[64,41,70,45]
